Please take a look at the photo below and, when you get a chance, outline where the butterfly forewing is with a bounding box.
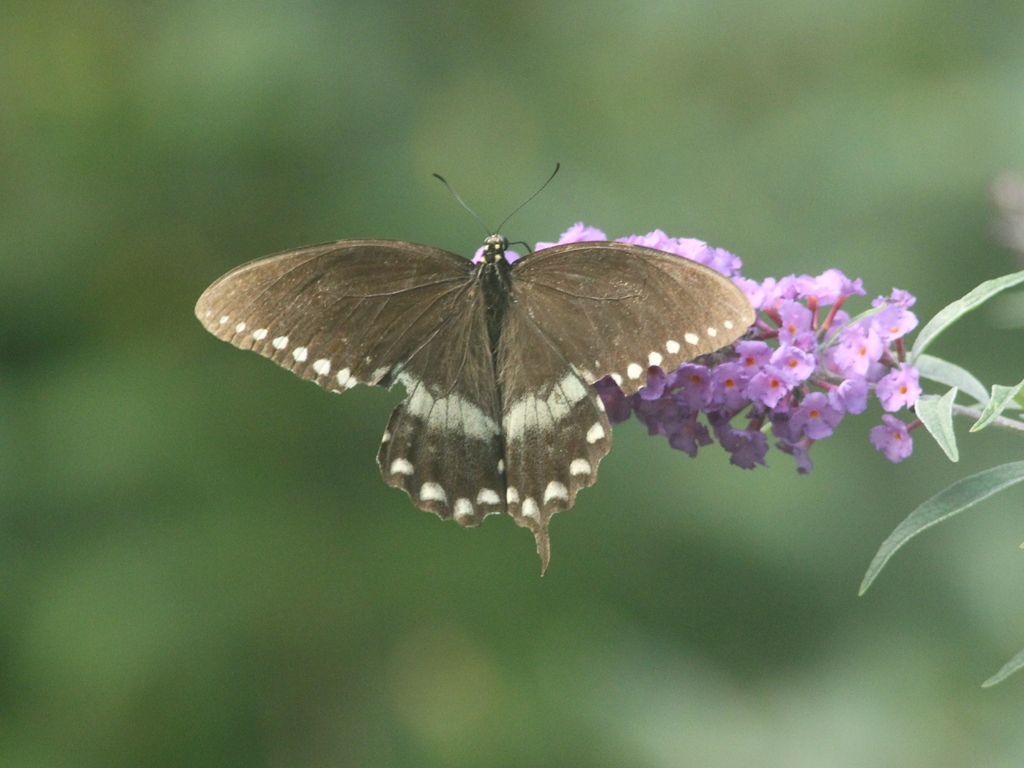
[510,242,756,395]
[195,240,474,390]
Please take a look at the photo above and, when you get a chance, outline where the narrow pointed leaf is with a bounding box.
[914,354,989,405]
[914,389,959,462]
[982,646,1024,687]
[971,380,1024,432]
[909,270,1024,363]
[860,461,1024,595]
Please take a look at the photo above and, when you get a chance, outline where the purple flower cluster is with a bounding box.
[538,224,923,472]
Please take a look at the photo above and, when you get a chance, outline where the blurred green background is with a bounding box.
[3,0,1024,765]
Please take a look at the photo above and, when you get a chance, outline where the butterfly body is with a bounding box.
[196,234,754,571]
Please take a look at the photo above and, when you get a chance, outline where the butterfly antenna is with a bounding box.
[432,173,492,236]
[495,162,560,234]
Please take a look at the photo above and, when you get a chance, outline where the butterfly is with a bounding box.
[195,232,755,571]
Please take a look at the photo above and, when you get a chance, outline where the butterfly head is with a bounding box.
[481,234,509,264]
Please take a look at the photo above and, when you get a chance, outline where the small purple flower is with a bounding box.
[638,366,673,400]
[722,427,769,469]
[620,229,672,250]
[761,275,800,308]
[777,300,813,345]
[666,412,713,457]
[612,231,742,276]
[699,246,743,277]
[875,366,921,412]
[710,361,750,410]
[797,269,865,305]
[747,366,792,408]
[831,326,884,378]
[634,395,686,437]
[708,413,768,469]
[873,288,916,309]
[593,377,633,425]
[870,415,914,462]
[827,377,869,415]
[870,305,918,343]
[769,345,816,384]
[535,222,607,250]
[674,364,713,410]
[776,437,814,474]
[735,340,773,374]
[789,392,843,440]
[671,236,712,261]
[733,276,767,310]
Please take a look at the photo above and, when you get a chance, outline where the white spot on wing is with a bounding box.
[272,336,289,350]
[627,363,643,380]
[337,368,351,387]
[507,487,520,505]
[724,320,734,330]
[707,327,718,337]
[252,328,268,340]
[390,458,414,475]
[610,373,623,386]
[477,488,501,505]
[586,422,606,444]
[400,373,500,439]
[648,351,663,367]
[219,316,229,325]
[313,359,331,375]
[504,398,528,441]
[595,396,606,412]
[235,322,246,333]
[497,459,505,473]
[522,498,540,520]
[453,498,474,521]
[684,332,699,345]
[666,339,681,354]
[544,481,568,504]
[420,482,447,503]
[292,346,308,362]
[557,373,588,405]
[570,458,591,475]
[381,430,391,443]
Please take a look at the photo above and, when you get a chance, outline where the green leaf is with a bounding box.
[914,389,959,462]
[909,270,1024,364]
[970,380,1024,432]
[982,646,1024,687]
[859,461,1024,595]
[913,354,989,405]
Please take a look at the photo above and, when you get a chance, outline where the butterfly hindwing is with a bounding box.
[497,299,613,570]
[376,280,507,526]
[510,242,756,395]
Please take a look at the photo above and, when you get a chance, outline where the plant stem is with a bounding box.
[952,405,1024,433]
